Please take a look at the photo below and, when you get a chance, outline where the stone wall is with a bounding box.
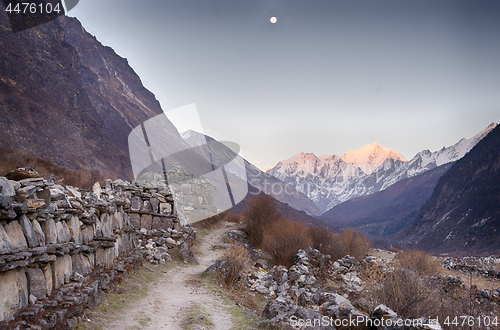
[0,168,181,329]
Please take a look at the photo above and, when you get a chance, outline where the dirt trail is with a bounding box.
[105,222,236,330]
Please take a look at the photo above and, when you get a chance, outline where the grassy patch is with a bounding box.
[134,311,152,327]
[183,302,213,330]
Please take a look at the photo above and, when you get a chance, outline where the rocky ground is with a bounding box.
[76,218,500,330]
[206,229,500,329]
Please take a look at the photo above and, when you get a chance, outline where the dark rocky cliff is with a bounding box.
[395,126,500,254]
[0,7,180,180]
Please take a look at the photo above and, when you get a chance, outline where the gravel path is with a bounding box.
[105,222,235,330]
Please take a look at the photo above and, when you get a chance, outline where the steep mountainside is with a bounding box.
[319,163,453,238]
[0,10,183,179]
[268,123,497,213]
[181,130,321,216]
[394,126,500,254]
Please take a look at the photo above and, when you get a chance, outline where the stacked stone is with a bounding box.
[242,248,443,329]
[0,168,184,329]
[443,256,500,279]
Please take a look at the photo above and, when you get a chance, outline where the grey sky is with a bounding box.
[70,0,500,170]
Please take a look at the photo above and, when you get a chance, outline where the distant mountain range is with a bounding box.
[393,125,500,255]
[267,123,498,213]
[319,163,453,238]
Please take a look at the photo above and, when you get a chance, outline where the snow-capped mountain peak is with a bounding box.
[267,123,498,214]
[340,141,407,174]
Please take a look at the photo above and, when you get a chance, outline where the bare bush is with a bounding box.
[342,229,370,260]
[262,218,312,267]
[376,268,439,319]
[243,195,281,247]
[218,245,251,286]
[309,227,370,261]
[397,249,439,276]
[221,211,241,223]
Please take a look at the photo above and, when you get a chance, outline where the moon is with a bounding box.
[270,17,277,24]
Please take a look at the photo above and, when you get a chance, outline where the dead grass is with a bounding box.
[0,146,107,189]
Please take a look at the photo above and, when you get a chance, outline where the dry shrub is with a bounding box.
[397,250,439,276]
[342,229,371,260]
[262,218,312,267]
[243,195,281,247]
[219,245,251,286]
[221,211,241,223]
[0,146,106,189]
[309,227,370,261]
[364,251,472,326]
[375,268,439,319]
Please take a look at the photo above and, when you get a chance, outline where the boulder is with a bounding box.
[0,225,14,254]
[152,216,173,231]
[31,219,46,246]
[262,299,289,319]
[4,220,28,250]
[49,188,65,201]
[179,241,198,264]
[140,214,153,230]
[26,267,46,299]
[0,177,16,196]
[0,268,28,322]
[55,221,71,244]
[67,215,81,244]
[27,198,46,209]
[19,214,39,248]
[92,182,102,199]
[0,193,12,208]
[372,304,398,319]
[129,213,141,229]
[42,218,58,244]
[52,255,72,289]
[5,168,40,181]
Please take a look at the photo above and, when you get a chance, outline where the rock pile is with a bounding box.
[0,168,192,328]
[244,248,443,329]
[443,256,500,279]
